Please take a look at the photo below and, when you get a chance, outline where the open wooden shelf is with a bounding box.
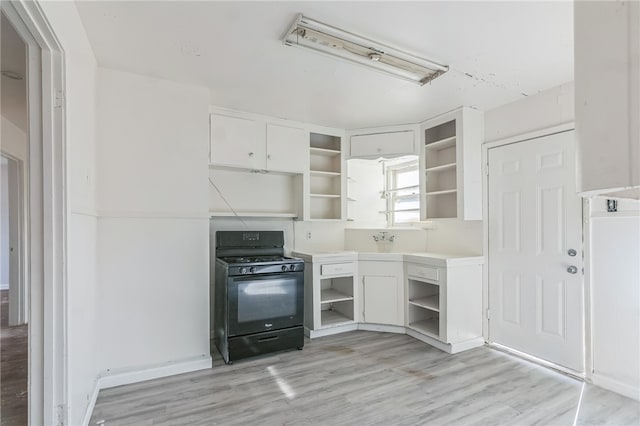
[410,319,439,337]
[408,295,440,312]
[321,310,353,327]
[311,170,341,177]
[309,132,343,220]
[426,162,457,173]
[321,289,354,304]
[425,136,456,151]
[310,193,341,198]
[426,189,457,196]
[310,147,341,157]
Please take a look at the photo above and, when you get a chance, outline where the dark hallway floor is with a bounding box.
[0,289,27,426]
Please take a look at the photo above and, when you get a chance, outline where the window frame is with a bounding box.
[384,158,420,226]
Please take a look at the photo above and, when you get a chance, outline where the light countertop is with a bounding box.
[292,250,484,266]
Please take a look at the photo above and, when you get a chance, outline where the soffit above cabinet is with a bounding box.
[76,1,573,129]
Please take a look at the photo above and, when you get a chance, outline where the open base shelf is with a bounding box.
[321,310,354,327]
[321,289,354,304]
[410,319,439,337]
[408,295,440,312]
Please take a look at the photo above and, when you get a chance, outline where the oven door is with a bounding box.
[227,271,303,337]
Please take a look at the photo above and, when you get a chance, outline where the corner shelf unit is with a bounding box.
[420,107,483,221]
[309,133,344,220]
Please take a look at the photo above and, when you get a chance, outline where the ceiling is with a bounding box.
[75,1,573,130]
[1,13,28,132]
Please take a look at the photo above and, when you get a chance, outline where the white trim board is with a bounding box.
[1,1,67,424]
[590,373,640,402]
[82,355,213,426]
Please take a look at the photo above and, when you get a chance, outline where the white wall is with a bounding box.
[1,159,8,288]
[589,196,640,399]
[95,68,210,374]
[0,117,27,287]
[35,2,99,424]
[293,221,346,253]
[425,220,483,255]
[1,115,28,161]
[484,82,574,143]
[344,228,427,253]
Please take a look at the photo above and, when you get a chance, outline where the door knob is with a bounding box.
[567,265,578,274]
[568,249,577,257]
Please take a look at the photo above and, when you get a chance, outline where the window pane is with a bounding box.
[394,211,420,223]
[386,159,420,226]
[395,169,419,188]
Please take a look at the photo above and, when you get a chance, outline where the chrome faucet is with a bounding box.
[372,231,395,243]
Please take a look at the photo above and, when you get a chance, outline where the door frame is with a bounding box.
[0,152,26,325]
[481,122,590,377]
[1,1,67,425]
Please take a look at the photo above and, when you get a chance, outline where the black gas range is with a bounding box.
[212,231,304,364]
[218,255,304,276]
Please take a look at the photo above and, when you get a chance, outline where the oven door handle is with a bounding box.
[258,335,280,343]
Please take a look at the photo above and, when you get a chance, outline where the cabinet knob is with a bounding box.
[567,265,578,274]
[567,249,577,257]
[248,152,254,157]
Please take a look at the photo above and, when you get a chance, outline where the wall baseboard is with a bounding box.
[82,355,212,426]
[591,373,640,401]
[358,323,405,334]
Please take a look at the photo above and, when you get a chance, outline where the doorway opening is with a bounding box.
[1,11,29,425]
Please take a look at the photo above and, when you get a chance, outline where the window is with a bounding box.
[384,158,420,226]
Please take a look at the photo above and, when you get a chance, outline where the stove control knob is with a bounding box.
[281,265,287,272]
[239,267,247,275]
[249,266,255,273]
[289,264,296,271]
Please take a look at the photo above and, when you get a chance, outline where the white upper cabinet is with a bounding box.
[420,107,483,220]
[266,124,308,173]
[575,1,640,197]
[350,130,415,159]
[210,113,308,174]
[210,113,265,169]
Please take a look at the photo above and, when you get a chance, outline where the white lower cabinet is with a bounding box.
[359,260,404,326]
[293,252,359,338]
[405,256,484,354]
[294,251,483,353]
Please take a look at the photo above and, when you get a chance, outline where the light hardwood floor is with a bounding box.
[90,331,640,425]
[0,289,28,426]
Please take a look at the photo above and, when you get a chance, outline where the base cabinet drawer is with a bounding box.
[321,262,355,276]
[406,264,439,282]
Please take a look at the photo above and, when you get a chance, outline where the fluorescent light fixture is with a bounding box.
[282,14,448,86]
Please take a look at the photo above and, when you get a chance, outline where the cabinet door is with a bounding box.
[266,124,308,173]
[362,276,401,326]
[210,114,265,169]
[350,131,414,158]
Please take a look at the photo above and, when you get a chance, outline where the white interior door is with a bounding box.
[488,130,584,372]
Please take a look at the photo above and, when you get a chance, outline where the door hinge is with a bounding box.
[486,308,491,319]
[54,89,65,108]
[56,403,67,426]
[485,163,489,175]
